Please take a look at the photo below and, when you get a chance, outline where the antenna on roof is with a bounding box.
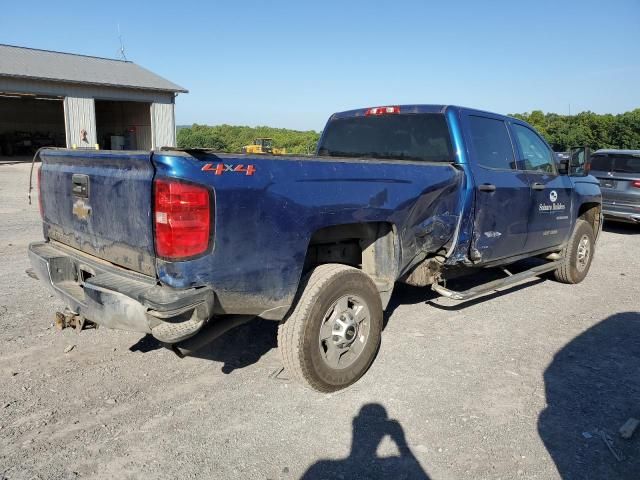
[117,23,127,61]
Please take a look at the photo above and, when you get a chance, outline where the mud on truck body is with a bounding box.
[29,105,602,392]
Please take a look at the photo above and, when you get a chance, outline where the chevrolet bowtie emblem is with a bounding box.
[72,199,92,220]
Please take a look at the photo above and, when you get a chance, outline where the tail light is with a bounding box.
[632,180,640,189]
[365,106,400,116]
[37,166,43,218]
[154,178,212,259]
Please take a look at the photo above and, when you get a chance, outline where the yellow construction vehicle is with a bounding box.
[242,138,286,155]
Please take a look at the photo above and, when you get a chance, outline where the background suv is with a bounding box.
[590,149,640,224]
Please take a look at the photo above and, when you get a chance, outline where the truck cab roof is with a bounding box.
[329,104,521,123]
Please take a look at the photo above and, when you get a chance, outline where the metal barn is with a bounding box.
[0,44,187,156]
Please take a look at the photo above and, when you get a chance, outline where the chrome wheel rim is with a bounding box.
[576,234,591,272]
[318,294,370,370]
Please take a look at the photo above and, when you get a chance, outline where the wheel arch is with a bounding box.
[302,222,400,309]
[577,202,603,240]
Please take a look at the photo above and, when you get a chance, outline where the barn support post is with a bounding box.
[151,101,176,149]
[63,97,97,148]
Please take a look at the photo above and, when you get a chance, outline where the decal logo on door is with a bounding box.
[72,199,92,220]
[201,163,256,176]
[539,189,566,213]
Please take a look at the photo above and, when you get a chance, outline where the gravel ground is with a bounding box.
[0,162,638,480]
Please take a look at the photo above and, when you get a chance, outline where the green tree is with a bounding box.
[177,124,321,155]
[509,109,640,151]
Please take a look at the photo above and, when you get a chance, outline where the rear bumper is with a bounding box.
[28,241,214,343]
[602,202,640,223]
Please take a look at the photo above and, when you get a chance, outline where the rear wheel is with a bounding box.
[554,219,595,284]
[278,264,383,392]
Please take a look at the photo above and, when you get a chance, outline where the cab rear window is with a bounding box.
[318,113,454,162]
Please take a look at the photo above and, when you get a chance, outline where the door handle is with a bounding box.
[532,182,545,191]
[478,183,496,192]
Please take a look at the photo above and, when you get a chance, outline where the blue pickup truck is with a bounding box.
[29,105,602,392]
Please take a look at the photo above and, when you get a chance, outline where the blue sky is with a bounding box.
[2,0,638,130]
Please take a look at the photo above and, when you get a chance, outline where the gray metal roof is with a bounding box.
[0,44,187,93]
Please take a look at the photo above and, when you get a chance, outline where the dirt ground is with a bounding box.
[1,161,639,480]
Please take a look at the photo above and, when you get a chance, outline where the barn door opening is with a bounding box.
[0,94,65,158]
[95,100,152,150]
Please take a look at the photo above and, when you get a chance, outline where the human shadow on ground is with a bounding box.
[538,312,640,479]
[301,403,430,480]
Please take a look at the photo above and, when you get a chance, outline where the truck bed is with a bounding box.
[38,148,465,316]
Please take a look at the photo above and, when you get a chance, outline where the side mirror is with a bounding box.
[569,146,592,176]
[558,157,570,175]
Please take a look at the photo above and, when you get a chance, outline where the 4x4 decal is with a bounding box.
[202,163,256,176]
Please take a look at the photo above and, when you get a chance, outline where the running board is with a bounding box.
[431,260,564,301]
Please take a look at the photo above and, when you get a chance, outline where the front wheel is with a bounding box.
[554,219,595,284]
[278,264,383,392]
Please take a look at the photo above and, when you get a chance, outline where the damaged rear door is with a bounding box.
[461,112,531,263]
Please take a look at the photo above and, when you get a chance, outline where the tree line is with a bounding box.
[177,109,640,154]
[510,109,640,151]
[177,124,320,155]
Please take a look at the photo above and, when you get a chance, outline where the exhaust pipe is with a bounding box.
[170,315,255,358]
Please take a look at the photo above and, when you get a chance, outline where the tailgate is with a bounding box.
[39,149,156,276]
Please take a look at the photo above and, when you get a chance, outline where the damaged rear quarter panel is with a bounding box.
[152,153,464,315]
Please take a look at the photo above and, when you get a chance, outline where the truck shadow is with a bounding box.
[0,155,37,165]
[131,262,552,370]
[538,312,640,479]
[301,403,430,480]
[188,318,278,373]
[603,221,640,235]
[385,260,546,322]
[129,318,279,374]
[129,334,164,353]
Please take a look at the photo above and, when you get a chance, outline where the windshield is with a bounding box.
[318,113,454,162]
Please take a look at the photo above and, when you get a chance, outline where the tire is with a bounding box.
[278,264,383,392]
[554,219,595,284]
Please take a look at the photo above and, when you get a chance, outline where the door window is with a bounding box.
[512,124,556,174]
[468,116,516,170]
